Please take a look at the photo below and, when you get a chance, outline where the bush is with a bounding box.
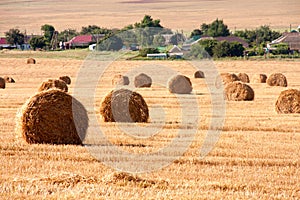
[139,48,159,57]
[29,36,46,50]
[271,43,289,55]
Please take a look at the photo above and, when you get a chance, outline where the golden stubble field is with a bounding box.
[0,50,299,199]
[1,0,300,35]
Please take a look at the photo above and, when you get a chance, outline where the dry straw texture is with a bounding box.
[27,58,36,64]
[194,70,205,78]
[16,89,88,144]
[59,76,71,85]
[267,73,288,87]
[38,79,68,92]
[252,74,267,83]
[112,74,130,86]
[0,77,5,89]
[220,73,240,84]
[134,73,152,88]
[225,81,255,101]
[237,73,250,83]
[275,89,300,114]
[100,88,149,122]
[168,75,192,94]
[4,76,15,83]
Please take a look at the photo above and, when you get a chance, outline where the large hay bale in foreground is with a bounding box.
[38,79,68,92]
[267,73,287,87]
[168,75,192,94]
[16,89,88,144]
[224,82,255,101]
[112,74,130,86]
[0,77,5,89]
[27,58,36,64]
[134,73,152,88]
[3,76,15,83]
[100,89,149,122]
[275,89,300,114]
[59,76,71,85]
[252,74,267,83]
[194,70,205,78]
[237,73,250,83]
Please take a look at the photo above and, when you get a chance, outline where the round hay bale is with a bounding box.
[237,73,250,83]
[3,76,15,83]
[252,74,267,83]
[194,70,205,78]
[168,75,192,94]
[38,79,68,92]
[220,73,240,84]
[267,73,287,87]
[134,73,152,88]
[224,82,255,101]
[16,89,88,144]
[275,89,300,114]
[27,58,36,64]
[112,74,130,86]
[100,88,149,122]
[0,77,6,89]
[59,76,71,85]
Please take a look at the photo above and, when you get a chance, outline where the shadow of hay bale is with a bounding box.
[0,77,5,89]
[224,81,255,101]
[275,89,300,114]
[100,88,149,122]
[168,75,192,94]
[38,79,68,92]
[267,73,287,87]
[16,89,88,145]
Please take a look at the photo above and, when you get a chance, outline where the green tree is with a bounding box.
[198,39,218,56]
[29,36,46,50]
[153,34,166,47]
[190,29,202,38]
[187,43,211,59]
[97,35,123,51]
[213,41,231,57]
[169,33,185,45]
[80,25,112,35]
[58,29,78,42]
[139,47,159,57]
[229,42,245,57]
[41,24,55,44]
[5,28,25,46]
[201,19,230,37]
[134,15,163,28]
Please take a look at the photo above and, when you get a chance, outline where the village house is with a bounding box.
[64,34,105,49]
[268,32,300,52]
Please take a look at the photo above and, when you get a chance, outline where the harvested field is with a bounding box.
[0,52,299,199]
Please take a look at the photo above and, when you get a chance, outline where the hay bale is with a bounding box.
[38,79,68,92]
[267,73,288,87]
[16,89,88,144]
[59,76,71,85]
[194,70,205,78]
[220,73,240,84]
[224,82,255,101]
[100,88,149,122]
[252,74,267,83]
[134,73,152,88]
[112,74,130,86]
[27,58,36,64]
[237,73,250,83]
[3,76,15,83]
[168,75,192,94]
[275,89,300,114]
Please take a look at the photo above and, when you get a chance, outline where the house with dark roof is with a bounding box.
[268,32,300,51]
[64,34,105,49]
[214,36,249,48]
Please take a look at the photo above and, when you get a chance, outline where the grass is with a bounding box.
[0,52,299,199]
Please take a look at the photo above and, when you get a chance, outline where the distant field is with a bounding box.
[0,0,299,36]
[0,50,299,199]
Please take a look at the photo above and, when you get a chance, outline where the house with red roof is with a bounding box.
[0,37,15,49]
[64,34,105,49]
